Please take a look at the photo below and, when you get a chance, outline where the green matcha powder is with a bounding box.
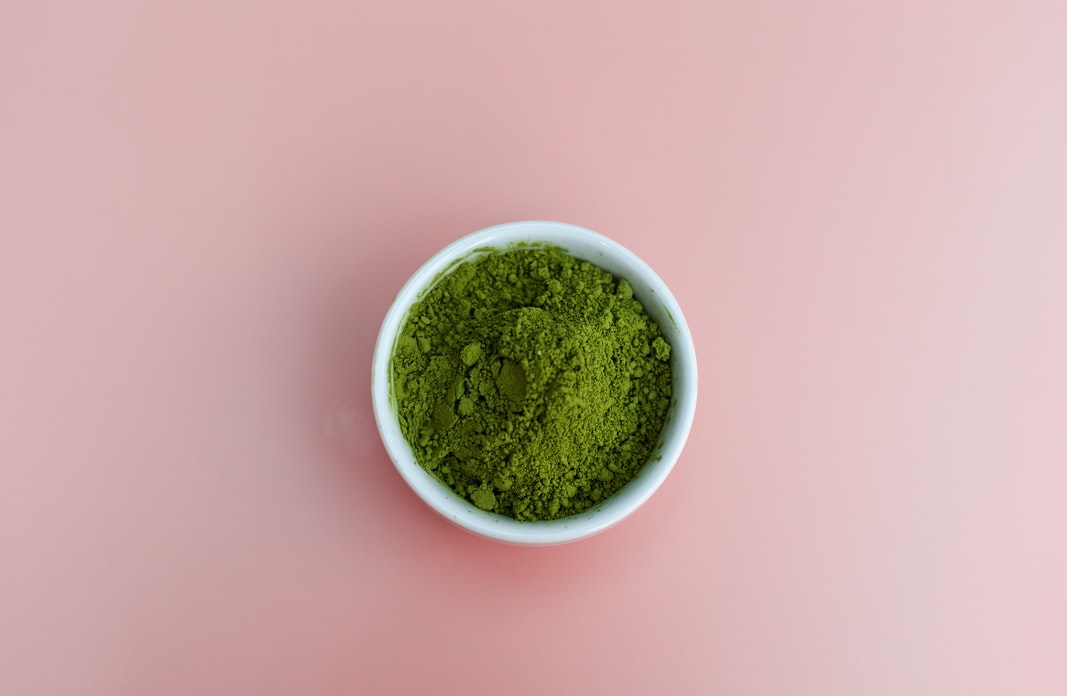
[391,246,672,521]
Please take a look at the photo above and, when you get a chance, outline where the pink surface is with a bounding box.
[2,1,1066,694]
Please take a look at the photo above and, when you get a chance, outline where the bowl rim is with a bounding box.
[371,220,697,545]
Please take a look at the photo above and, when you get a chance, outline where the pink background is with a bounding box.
[3,1,1066,694]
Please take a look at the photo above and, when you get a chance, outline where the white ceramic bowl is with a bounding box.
[371,221,697,545]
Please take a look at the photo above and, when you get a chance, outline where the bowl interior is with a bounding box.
[371,221,697,545]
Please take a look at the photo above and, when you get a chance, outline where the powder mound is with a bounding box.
[392,247,672,521]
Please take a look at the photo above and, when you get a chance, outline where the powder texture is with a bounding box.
[391,247,672,521]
